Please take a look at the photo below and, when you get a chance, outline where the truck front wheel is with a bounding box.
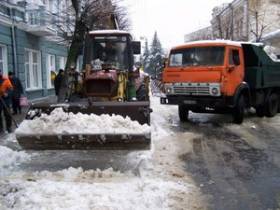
[232,95,245,124]
[178,105,189,122]
[265,93,279,117]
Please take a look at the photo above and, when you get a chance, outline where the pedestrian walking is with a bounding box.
[54,69,64,97]
[0,69,13,133]
[8,71,23,115]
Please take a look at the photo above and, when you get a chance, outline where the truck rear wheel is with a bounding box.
[178,105,189,122]
[265,93,279,117]
[232,95,245,124]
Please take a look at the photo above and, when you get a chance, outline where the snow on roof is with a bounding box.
[172,40,264,50]
[89,30,130,35]
[261,29,280,41]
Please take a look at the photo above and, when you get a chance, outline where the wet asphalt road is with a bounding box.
[173,112,280,210]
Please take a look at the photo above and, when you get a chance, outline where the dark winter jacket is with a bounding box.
[9,76,23,99]
[54,73,64,96]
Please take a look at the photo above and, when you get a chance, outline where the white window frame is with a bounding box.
[76,55,83,72]
[0,44,8,76]
[46,54,56,88]
[24,49,42,91]
[58,56,66,70]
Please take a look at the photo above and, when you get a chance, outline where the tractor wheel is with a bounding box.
[265,93,279,117]
[232,95,245,124]
[178,105,189,122]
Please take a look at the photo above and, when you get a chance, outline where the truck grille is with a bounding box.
[173,86,210,96]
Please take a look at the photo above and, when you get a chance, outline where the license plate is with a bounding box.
[183,100,197,105]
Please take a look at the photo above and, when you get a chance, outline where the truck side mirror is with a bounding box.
[163,57,168,68]
[132,41,141,54]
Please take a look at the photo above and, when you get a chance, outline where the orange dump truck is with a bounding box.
[161,41,280,123]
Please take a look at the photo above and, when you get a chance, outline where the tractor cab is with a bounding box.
[83,30,141,100]
[84,30,140,72]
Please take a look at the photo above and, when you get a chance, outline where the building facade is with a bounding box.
[211,0,280,42]
[0,0,69,100]
[184,26,213,42]
[184,0,280,58]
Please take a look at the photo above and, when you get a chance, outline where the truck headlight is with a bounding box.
[166,87,172,93]
[210,86,220,96]
[164,84,173,94]
[211,87,219,95]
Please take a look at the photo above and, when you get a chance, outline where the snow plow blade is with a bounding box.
[16,101,152,150]
[26,101,151,125]
[16,133,151,150]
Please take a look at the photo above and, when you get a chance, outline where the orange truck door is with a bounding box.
[222,47,244,96]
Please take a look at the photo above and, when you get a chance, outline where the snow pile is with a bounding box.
[4,134,18,143]
[0,168,187,210]
[15,108,151,135]
[264,45,280,62]
[0,146,31,172]
[32,167,125,181]
[150,96,176,140]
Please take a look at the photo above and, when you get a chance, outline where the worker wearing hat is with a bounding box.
[0,69,13,133]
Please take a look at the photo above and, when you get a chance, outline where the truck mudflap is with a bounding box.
[16,133,151,150]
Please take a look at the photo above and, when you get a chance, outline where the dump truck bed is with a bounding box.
[243,44,280,89]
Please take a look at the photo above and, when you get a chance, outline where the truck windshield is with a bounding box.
[91,35,129,70]
[169,46,225,67]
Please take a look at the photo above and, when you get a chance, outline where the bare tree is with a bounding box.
[55,0,130,101]
[249,0,269,42]
[44,0,130,68]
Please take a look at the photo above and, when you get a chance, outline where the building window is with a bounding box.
[58,56,66,70]
[47,54,56,88]
[0,44,8,76]
[76,55,83,71]
[27,12,39,25]
[24,49,42,90]
[44,0,56,13]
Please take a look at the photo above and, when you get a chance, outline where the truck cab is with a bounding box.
[161,41,280,123]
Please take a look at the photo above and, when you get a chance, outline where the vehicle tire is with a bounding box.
[255,105,265,117]
[232,95,245,124]
[178,105,189,122]
[265,93,279,117]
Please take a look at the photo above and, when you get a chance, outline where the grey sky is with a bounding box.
[123,0,232,49]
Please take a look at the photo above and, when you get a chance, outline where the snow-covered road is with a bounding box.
[1,95,280,210]
[0,96,198,210]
